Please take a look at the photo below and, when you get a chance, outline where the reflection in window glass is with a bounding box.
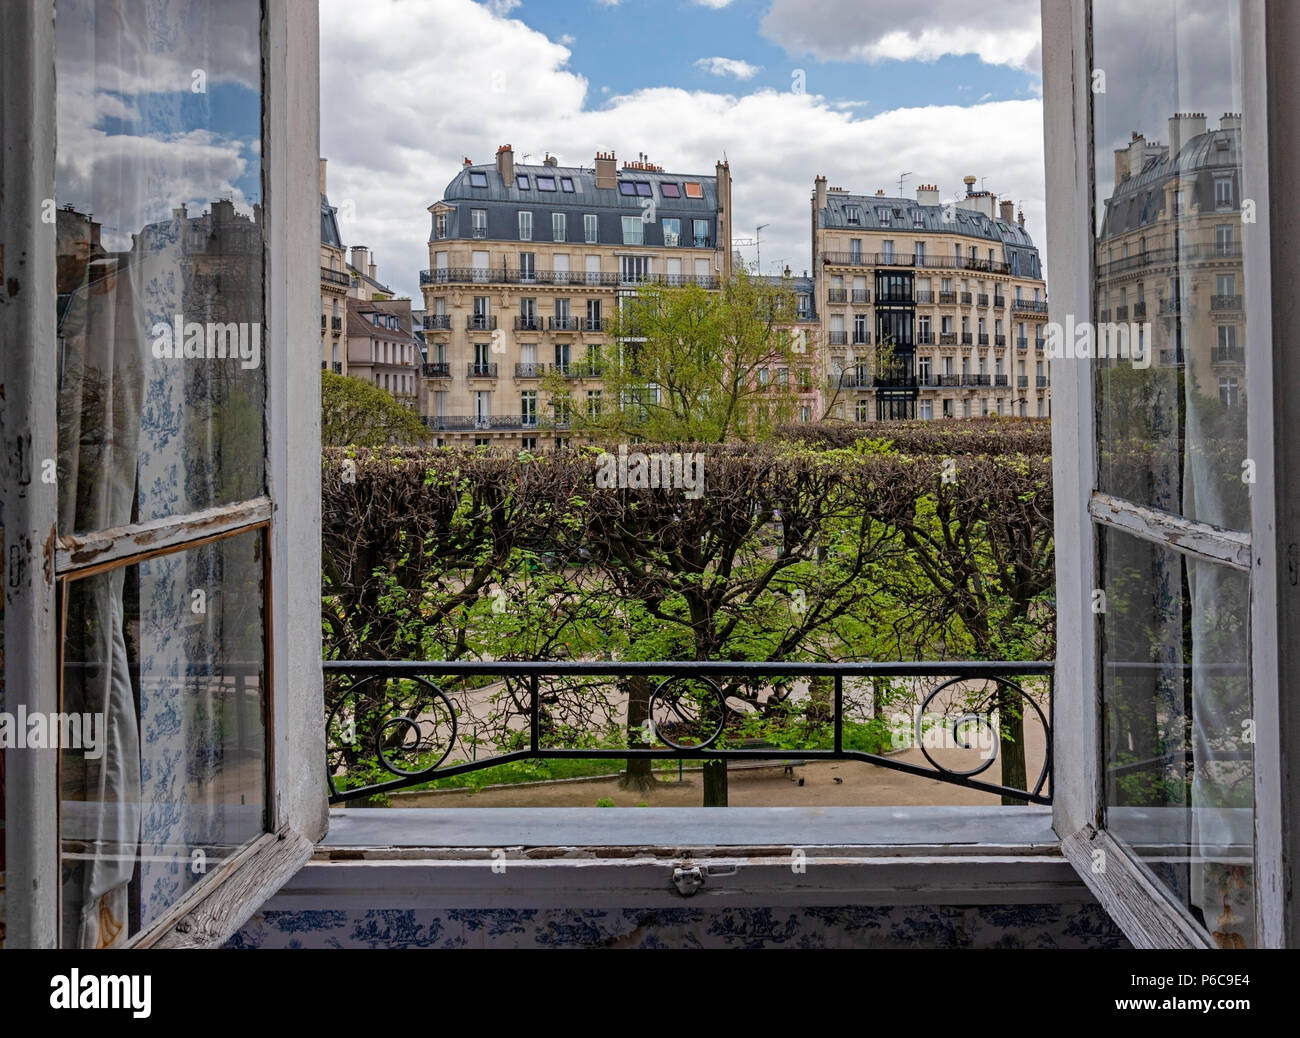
[55,0,266,536]
[1099,526,1253,946]
[60,530,268,948]
[1092,0,1248,530]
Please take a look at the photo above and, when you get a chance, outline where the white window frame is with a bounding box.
[1041,0,1295,949]
[0,0,324,948]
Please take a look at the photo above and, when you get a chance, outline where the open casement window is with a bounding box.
[1,0,325,948]
[1043,0,1300,948]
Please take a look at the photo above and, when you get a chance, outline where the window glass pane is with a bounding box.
[1099,525,1253,947]
[55,0,266,535]
[1092,0,1248,530]
[59,528,268,947]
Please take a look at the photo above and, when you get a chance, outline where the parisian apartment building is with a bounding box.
[1096,112,1245,406]
[418,145,732,446]
[812,176,1050,422]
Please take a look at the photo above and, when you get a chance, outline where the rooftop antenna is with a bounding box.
[897,172,913,197]
[980,177,988,192]
[756,223,769,275]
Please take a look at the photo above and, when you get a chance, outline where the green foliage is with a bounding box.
[321,371,429,447]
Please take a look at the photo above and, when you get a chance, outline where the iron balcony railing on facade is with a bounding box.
[994,374,1009,387]
[877,292,913,304]
[1017,337,1029,350]
[828,289,848,303]
[1160,298,1185,315]
[550,316,580,331]
[321,265,350,287]
[467,315,497,330]
[960,292,973,304]
[468,362,499,378]
[874,375,919,389]
[994,335,1006,347]
[332,362,343,374]
[420,267,720,289]
[324,659,1054,806]
[1099,309,1111,322]
[1037,375,1050,387]
[977,294,989,306]
[585,317,603,331]
[550,363,578,378]
[820,252,1013,275]
[1212,294,1244,311]
[1012,298,1049,314]
[423,314,452,331]
[1213,346,1242,364]
[1115,305,1129,320]
[935,373,961,387]
[331,316,343,331]
[961,333,973,345]
[1018,375,1029,388]
[828,331,849,345]
[421,414,540,431]
[515,362,543,378]
[1133,302,1147,318]
[852,289,870,303]
[917,333,934,345]
[915,291,934,304]
[964,374,992,387]
[1035,337,1045,351]
[516,315,543,331]
[938,292,957,304]
[939,333,957,345]
[978,333,989,345]
[422,362,451,378]
[993,296,1006,308]
[853,332,871,345]
[1094,241,1243,278]
[321,313,327,330]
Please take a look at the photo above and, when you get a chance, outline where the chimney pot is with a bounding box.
[319,158,328,195]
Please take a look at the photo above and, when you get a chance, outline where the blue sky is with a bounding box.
[321,0,1047,300]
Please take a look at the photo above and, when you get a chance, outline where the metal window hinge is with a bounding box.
[672,862,739,897]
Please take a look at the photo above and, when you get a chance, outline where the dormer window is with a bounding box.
[877,207,891,224]
[517,174,531,189]
[845,205,861,224]
[684,181,703,198]
[618,181,638,196]
[560,177,575,192]
[468,171,488,188]
[661,182,681,198]
[537,176,556,191]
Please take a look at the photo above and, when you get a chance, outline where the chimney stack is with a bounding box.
[319,157,328,195]
[814,175,827,211]
[594,151,617,190]
[1000,199,1015,223]
[496,144,514,185]
[1168,112,1206,158]
[1219,112,1241,131]
[351,245,368,275]
[369,257,377,280]
[916,184,941,206]
[963,174,977,196]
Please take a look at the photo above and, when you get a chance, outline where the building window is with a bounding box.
[1219,376,1240,408]
[618,181,638,196]
[519,252,536,282]
[519,211,533,240]
[587,390,602,419]
[876,206,891,224]
[469,170,488,188]
[553,213,566,242]
[584,214,599,243]
[662,218,680,246]
[517,173,531,189]
[521,391,537,426]
[1216,223,1236,255]
[621,216,644,245]
[692,219,709,247]
[537,176,556,191]
[522,437,538,450]
[845,205,861,224]
[471,208,488,238]
[919,399,933,420]
[799,404,812,422]
[661,182,680,198]
[434,212,448,238]
[942,398,954,418]
[855,399,870,422]
[684,181,703,198]
[560,177,575,192]
[1173,189,1186,215]
[620,255,650,283]
[912,209,923,227]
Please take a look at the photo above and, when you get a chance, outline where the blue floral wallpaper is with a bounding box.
[229,902,1129,949]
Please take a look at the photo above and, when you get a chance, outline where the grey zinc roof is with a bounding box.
[321,193,343,248]
[431,161,720,247]
[821,193,1039,250]
[1101,126,1241,238]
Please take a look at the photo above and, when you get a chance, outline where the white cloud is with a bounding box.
[319,0,1048,300]
[558,34,576,45]
[694,56,762,80]
[762,0,1041,72]
[484,0,521,15]
[693,0,736,8]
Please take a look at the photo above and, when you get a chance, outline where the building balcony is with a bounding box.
[994,335,1006,347]
[939,333,958,345]
[320,314,327,330]
[1213,346,1242,364]
[1018,375,1029,388]
[978,334,989,345]
[877,292,914,304]
[935,373,962,387]
[516,315,543,331]
[421,414,539,430]
[915,291,933,304]
[423,314,452,331]
[964,374,991,387]
[1159,298,1185,316]
[828,289,848,303]
[1115,305,1129,320]
[852,332,871,345]
[576,363,604,379]
[994,295,1006,308]
[1034,337,1045,351]
[1017,337,1029,350]
[515,363,543,378]
[550,363,578,379]
[332,316,343,331]
[422,362,451,378]
[421,267,718,289]
[1212,294,1244,311]
[1133,301,1147,318]
[548,316,580,332]
[820,252,1013,275]
[829,331,849,346]
[1012,298,1049,314]
[1099,309,1111,322]
[938,292,957,305]
[584,317,604,332]
[467,362,499,378]
[961,333,973,345]
[960,292,973,304]
[467,315,497,331]
[852,289,871,303]
[994,374,1009,387]
[1037,375,1050,387]
[321,265,350,287]
[977,293,989,306]
[917,333,934,345]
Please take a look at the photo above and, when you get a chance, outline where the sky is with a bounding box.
[320,0,1048,301]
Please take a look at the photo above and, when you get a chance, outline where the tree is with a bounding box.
[554,270,806,443]
[321,371,429,447]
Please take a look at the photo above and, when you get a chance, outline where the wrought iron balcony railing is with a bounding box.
[852,289,871,303]
[324,659,1053,805]
[467,315,497,330]
[422,362,451,378]
[321,265,350,287]
[827,289,848,303]
[515,362,543,378]
[467,362,499,378]
[423,314,452,331]
[420,267,720,289]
